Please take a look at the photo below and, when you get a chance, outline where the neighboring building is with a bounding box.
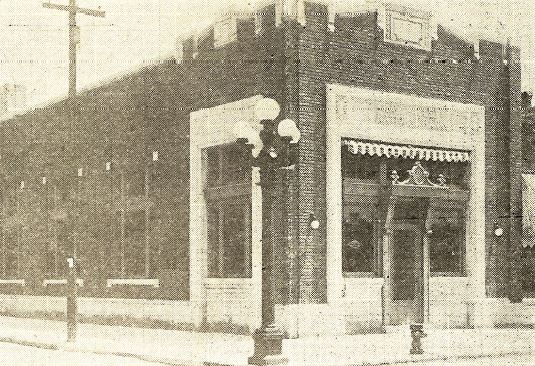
[0,84,27,117]
[521,91,535,297]
[0,0,532,336]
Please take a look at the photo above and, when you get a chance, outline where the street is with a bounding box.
[390,354,535,366]
[0,340,533,366]
[0,342,167,366]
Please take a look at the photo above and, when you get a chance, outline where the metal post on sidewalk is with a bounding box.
[66,256,77,342]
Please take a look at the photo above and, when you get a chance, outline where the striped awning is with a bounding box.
[522,174,535,248]
[342,139,470,162]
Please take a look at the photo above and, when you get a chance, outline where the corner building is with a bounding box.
[0,0,528,337]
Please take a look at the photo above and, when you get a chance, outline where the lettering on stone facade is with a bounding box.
[335,93,481,139]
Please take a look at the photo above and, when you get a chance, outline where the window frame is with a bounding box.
[203,143,252,279]
[428,200,467,277]
[340,141,470,279]
[342,179,384,278]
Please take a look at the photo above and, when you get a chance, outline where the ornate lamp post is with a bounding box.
[234,98,300,366]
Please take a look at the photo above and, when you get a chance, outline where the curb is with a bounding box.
[350,349,535,366]
[0,335,533,366]
[0,336,59,351]
[0,336,201,366]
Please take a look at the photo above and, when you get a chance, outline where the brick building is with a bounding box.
[0,0,531,336]
[521,92,535,297]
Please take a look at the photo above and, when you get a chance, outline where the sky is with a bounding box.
[0,0,534,107]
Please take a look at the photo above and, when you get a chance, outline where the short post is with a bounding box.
[409,323,426,354]
[66,256,77,342]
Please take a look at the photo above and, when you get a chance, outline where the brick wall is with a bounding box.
[0,18,287,302]
[287,1,520,303]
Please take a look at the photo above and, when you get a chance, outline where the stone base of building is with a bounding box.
[0,294,195,329]
[1,294,534,337]
[467,297,535,328]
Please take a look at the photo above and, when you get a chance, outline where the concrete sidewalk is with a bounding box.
[0,316,533,366]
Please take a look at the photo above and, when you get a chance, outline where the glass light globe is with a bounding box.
[255,98,280,121]
[233,120,259,145]
[277,118,301,143]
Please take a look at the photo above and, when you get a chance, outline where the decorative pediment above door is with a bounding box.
[391,161,447,188]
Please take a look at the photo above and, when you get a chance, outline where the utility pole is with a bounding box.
[42,0,105,343]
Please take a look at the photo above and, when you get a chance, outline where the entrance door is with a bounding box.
[389,224,423,325]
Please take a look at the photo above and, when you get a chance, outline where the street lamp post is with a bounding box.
[234,98,300,366]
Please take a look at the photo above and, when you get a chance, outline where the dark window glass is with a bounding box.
[206,148,221,187]
[4,191,17,218]
[108,212,122,278]
[342,196,377,273]
[207,201,251,278]
[206,144,250,187]
[44,244,56,278]
[391,229,416,300]
[429,202,466,275]
[520,249,535,294]
[222,203,248,277]
[221,145,250,185]
[341,146,380,181]
[127,170,146,197]
[393,198,427,223]
[55,221,70,277]
[124,211,146,277]
[4,232,18,278]
[204,143,252,279]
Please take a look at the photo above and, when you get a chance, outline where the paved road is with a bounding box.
[390,354,535,366]
[0,342,167,366]
[0,340,533,366]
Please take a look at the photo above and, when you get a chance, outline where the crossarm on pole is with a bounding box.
[43,2,105,17]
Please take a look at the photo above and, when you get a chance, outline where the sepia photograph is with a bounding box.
[0,0,535,365]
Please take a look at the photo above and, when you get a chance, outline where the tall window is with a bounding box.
[342,145,381,276]
[342,196,379,274]
[3,231,18,278]
[2,189,22,279]
[47,220,70,278]
[127,169,146,197]
[429,201,466,276]
[205,144,252,278]
[124,210,146,277]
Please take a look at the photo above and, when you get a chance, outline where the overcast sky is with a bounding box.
[1,0,534,107]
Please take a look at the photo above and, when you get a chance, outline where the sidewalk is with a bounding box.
[0,315,533,366]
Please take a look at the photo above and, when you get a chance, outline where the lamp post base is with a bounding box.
[248,325,288,366]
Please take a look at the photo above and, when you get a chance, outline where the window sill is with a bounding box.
[204,278,254,289]
[343,272,380,278]
[43,279,84,287]
[106,278,160,288]
[0,279,25,286]
[430,272,466,278]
